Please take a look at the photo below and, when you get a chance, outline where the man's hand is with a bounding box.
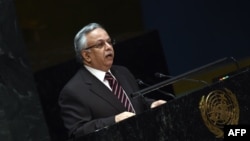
[150,100,167,109]
[115,111,135,123]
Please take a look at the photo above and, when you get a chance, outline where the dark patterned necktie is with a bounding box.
[105,72,134,113]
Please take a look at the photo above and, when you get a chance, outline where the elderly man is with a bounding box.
[58,22,166,139]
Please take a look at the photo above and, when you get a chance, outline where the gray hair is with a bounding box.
[74,23,104,63]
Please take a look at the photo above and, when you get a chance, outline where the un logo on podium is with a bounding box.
[199,88,239,138]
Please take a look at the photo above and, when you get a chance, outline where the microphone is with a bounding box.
[136,79,175,99]
[154,72,209,85]
[132,57,228,98]
[154,72,171,79]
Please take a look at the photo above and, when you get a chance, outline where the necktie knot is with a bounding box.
[105,72,113,80]
[105,72,115,87]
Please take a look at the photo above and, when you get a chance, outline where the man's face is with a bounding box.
[82,28,114,71]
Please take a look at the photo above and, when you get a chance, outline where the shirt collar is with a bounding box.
[84,65,110,82]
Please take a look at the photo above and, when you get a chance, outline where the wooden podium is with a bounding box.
[73,65,250,141]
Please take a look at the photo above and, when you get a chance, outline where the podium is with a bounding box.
[74,66,250,141]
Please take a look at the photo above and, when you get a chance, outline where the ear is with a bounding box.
[81,50,91,62]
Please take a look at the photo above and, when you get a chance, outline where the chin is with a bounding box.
[105,63,113,69]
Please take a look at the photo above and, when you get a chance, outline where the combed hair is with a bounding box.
[74,23,104,63]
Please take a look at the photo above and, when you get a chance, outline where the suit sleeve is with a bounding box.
[59,87,116,138]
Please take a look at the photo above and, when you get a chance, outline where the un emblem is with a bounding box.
[199,88,239,138]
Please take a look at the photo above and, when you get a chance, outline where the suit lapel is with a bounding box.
[80,68,126,112]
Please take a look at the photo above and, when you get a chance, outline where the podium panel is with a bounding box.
[74,67,250,141]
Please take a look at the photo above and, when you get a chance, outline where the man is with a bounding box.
[58,22,166,139]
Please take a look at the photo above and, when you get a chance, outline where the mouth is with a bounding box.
[105,52,114,58]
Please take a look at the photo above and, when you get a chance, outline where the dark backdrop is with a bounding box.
[141,0,250,75]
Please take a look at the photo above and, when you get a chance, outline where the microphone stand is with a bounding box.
[131,57,229,98]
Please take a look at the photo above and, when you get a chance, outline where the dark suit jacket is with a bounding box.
[58,65,154,138]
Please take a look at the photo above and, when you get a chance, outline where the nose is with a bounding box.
[104,41,113,49]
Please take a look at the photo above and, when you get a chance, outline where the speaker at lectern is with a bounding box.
[73,58,250,141]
